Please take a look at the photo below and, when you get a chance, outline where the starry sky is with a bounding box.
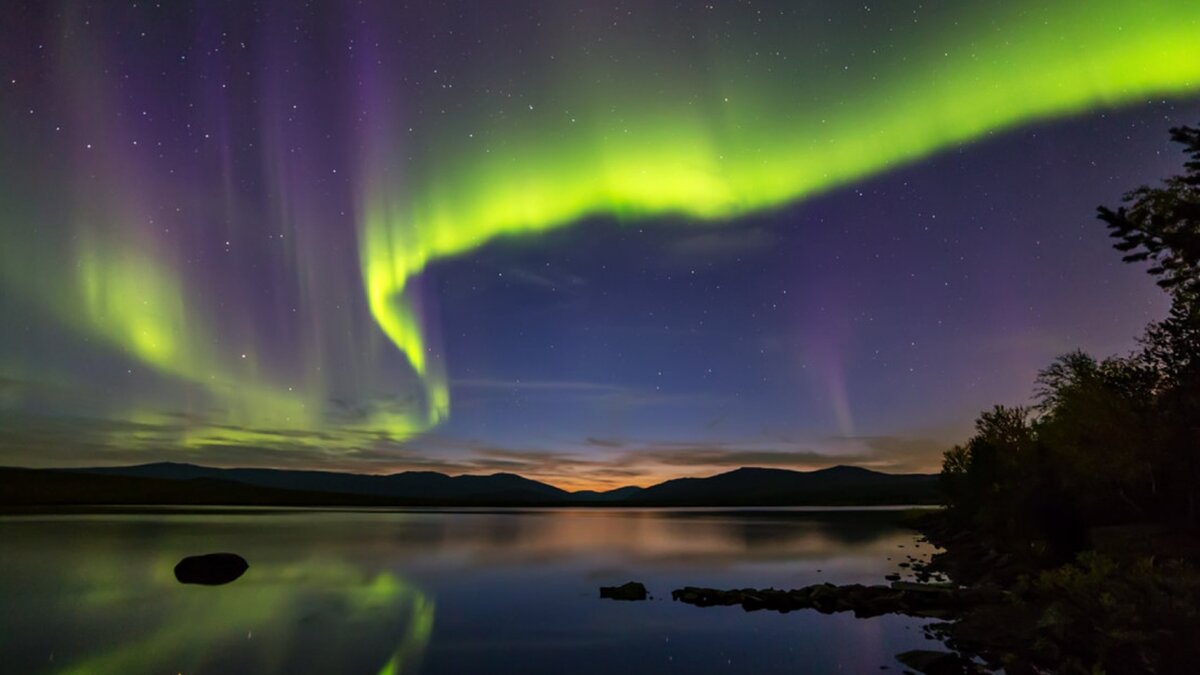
[1,1,1198,490]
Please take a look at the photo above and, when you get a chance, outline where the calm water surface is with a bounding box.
[0,508,941,674]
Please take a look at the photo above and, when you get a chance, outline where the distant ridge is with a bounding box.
[631,466,936,506]
[66,462,571,503]
[0,462,937,507]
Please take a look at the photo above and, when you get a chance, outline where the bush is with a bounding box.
[1031,553,1200,674]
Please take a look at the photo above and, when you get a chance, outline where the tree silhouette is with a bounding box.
[1098,125,1200,304]
[932,123,1200,675]
[941,123,1200,530]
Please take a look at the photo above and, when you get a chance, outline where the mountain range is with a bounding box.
[0,462,937,507]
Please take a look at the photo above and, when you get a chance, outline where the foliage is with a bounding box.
[1034,351,1160,523]
[1031,553,1200,674]
[940,124,1200,534]
[1098,125,1200,304]
[936,124,1200,674]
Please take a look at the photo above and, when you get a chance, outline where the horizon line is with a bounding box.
[5,461,938,494]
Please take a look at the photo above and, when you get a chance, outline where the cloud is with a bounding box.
[449,378,717,412]
[664,227,776,262]
[844,435,951,473]
[399,434,949,489]
[501,266,588,291]
[451,378,624,393]
[0,407,950,490]
[618,445,851,469]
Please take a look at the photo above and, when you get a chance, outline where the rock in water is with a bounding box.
[895,650,980,675]
[174,553,248,585]
[599,581,648,601]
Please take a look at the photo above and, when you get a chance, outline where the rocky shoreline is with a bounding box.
[660,522,1012,675]
[601,511,1200,673]
[599,514,1035,674]
[669,580,997,620]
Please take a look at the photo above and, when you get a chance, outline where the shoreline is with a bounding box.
[654,511,1200,673]
[0,503,940,516]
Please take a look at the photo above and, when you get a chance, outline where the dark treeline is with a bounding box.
[933,126,1200,674]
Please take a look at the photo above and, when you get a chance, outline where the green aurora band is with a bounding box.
[359,0,1200,440]
[1,1,1199,457]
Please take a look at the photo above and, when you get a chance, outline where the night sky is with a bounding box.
[1,1,1198,489]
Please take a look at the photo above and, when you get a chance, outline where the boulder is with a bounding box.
[670,580,974,619]
[174,552,248,585]
[895,649,981,674]
[600,581,648,601]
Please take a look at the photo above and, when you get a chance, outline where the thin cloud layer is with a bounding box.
[0,410,949,491]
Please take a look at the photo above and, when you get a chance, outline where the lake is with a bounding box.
[0,508,941,674]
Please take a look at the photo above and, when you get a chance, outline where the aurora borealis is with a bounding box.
[2,1,1199,488]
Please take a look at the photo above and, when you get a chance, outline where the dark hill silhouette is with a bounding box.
[627,466,937,506]
[0,467,390,507]
[68,462,570,503]
[0,462,937,507]
[570,485,647,502]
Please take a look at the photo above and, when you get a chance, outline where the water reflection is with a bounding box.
[382,509,918,569]
[0,521,433,675]
[0,509,934,675]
